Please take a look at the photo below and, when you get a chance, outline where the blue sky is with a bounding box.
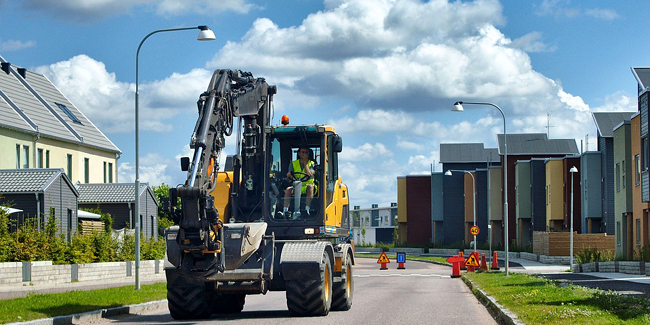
[1,0,647,208]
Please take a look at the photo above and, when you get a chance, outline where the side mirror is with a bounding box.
[180,157,190,171]
[333,135,343,153]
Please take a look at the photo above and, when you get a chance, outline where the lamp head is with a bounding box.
[197,26,216,41]
[570,166,578,173]
[444,170,452,176]
[452,101,464,112]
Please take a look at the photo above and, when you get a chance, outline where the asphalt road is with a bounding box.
[99,258,497,325]
[539,273,650,298]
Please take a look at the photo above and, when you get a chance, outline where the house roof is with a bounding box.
[592,112,635,138]
[76,183,157,204]
[0,56,120,154]
[497,133,579,155]
[0,168,78,195]
[632,67,650,94]
[439,143,500,163]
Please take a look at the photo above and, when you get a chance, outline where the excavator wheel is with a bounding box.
[213,293,246,314]
[285,252,332,316]
[332,252,353,311]
[166,270,213,320]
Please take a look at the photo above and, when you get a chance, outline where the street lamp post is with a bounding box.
[453,101,509,275]
[569,166,578,269]
[134,26,215,290]
[445,170,477,252]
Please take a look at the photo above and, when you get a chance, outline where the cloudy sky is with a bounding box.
[1,0,646,208]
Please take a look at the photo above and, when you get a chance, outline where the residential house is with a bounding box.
[0,168,78,241]
[580,151,603,233]
[397,175,431,245]
[613,120,633,258]
[439,143,499,246]
[350,203,397,245]
[498,133,579,244]
[515,160,532,247]
[0,57,121,184]
[76,183,158,239]
[592,112,636,235]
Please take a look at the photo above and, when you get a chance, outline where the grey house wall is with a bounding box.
[431,172,444,244]
[1,176,78,241]
[475,169,488,244]
[515,160,532,246]
[530,158,546,232]
[442,162,489,245]
[580,151,603,233]
[78,202,132,230]
[598,136,615,235]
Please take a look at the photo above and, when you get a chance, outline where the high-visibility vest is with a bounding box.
[292,160,314,184]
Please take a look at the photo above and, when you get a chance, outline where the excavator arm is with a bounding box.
[164,69,275,270]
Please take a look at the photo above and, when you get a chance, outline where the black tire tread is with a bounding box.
[331,259,353,311]
[285,253,332,316]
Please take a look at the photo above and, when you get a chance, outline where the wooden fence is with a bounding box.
[533,231,615,256]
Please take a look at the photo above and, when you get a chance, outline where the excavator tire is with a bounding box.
[166,271,213,320]
[331,253,353,311]
[213,293,246,314]
[285,252,332,316]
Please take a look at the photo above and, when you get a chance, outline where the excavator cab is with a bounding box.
[265,124,349,239]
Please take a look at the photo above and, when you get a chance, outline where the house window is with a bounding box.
[636,154,641,186]
[103,162,107,183]
[616,163,620,192]
[38,148,43,168]
[636,219,641,246]
[45,150,50,168]
[66,154,72,180]
[22,146,29,169]
[84,158,89,183]
[616,221,621,246]
[151,215,155,238]
[108,163,113,183]
[16,144,20,169]
[55,102,82,124]
[641,138,648,171]
[584,179,587,200]
[622,161,626,189]
[67,209,73,243]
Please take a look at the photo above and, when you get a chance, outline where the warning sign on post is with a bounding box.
[470,226,480,236]
[465,254,479,267]
[377,252,390,264]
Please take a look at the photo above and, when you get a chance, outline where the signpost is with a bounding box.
[377,252,390,270]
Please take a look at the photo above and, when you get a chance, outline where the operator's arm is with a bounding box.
[286,162,294,179]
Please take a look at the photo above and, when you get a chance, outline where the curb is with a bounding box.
[461,275,524,325]
[7,300,168,325]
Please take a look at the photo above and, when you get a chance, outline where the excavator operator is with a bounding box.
[278,145,317,218]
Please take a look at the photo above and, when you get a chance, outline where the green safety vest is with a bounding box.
[292,160,314,184]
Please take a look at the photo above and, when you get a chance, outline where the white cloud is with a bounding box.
[340,142,393,162]
[19,0,252,21]
[0,39,36,52]
[509,32,557,53]
[585,8,620,20]
[536,0,619,20]
[35,55,212,134]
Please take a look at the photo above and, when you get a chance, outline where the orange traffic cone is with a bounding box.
[491,251,500,270]
[480,253,487,271]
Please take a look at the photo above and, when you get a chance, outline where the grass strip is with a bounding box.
[0,282,166,324]
[465,271,650,324]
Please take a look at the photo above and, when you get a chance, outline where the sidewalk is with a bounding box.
[0,273,166,300]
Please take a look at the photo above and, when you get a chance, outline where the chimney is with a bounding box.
[391,202,397,207]
[1,62,9,74]
[353,206,360,210]
[17,68,26,78]
[371,204,378,208]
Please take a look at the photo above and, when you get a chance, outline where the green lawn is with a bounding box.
[0,283,166,324]
[465,271,650,324]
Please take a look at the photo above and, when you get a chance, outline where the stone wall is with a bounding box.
[0,260,164,286]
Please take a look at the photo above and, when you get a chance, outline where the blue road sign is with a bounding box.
[397,252,406,264]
